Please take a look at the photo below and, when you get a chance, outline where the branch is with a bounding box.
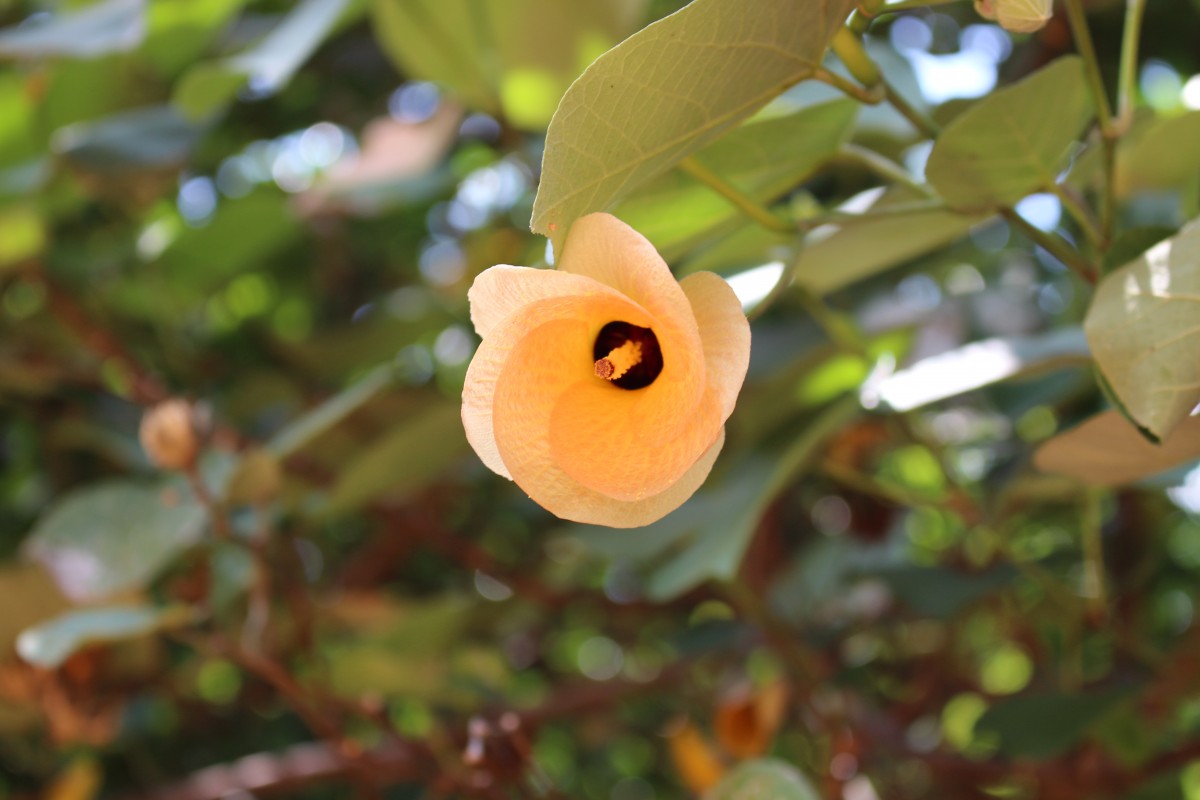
[38,271,167,406]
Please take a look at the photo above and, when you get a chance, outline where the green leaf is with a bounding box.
[371,0,497,114]
[861,327,1091,412]
[173,0,358,119]
[24,480,206,602]
[1101,225,1176,274]
[531,0,857,253]
[159,189,299,292]
[873,564,1015,619]
[51,105,202,173]
[926,57,1093,211]
[645,396,860,600]
[0,205,45,271]
[371,0,647,130]
[1084,215,1200,440]
[0,74,40,170]
[0,0,146,60]
[324,401,467,514]
[15,605,194,669]
[706,759,821,800]
[1034,410,1200,487]
[615,99,857,259]
[1117,110,1200,194]
[140,0,248,77]
[793,186,987,294]
[976,689,1132,760]
[266,365,396,460]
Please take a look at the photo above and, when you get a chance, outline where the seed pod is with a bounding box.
[139,399,200,470]
[975,0,1053,33]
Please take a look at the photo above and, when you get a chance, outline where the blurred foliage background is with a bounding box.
[2,0,1200,798]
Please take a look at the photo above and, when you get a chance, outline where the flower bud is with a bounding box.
[139,399,200,470]
[975,0,1053,33]
[225,448,283,506]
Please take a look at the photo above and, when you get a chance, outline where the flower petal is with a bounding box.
[549,379,721,500]
[468,265,622,340]
[464,292,651,481]
[519,413,725,529]
[487,302,713,502]
[559,214,699,341]
[680,271,752,422]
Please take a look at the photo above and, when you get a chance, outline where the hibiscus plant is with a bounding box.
[1,0,1199,798]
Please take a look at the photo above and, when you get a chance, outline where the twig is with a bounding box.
[185,466,232,540]
[37,272,167,406]
[677,156,796,234]
[1002,208,1098,284]
[1116,0,1147,132]
[1081,488,1109,623]
[1063,0,1119,242]
[833,143,932,195]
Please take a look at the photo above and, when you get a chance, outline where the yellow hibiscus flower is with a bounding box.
[462,213,751,528]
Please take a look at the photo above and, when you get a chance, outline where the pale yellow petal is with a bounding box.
[559,213,701,348]
[680,271,752,422]
[463,294,651,481]
[467,265,616,340]
[549,379,719,500]
[543,298,715,500]
[525,423,725,528]
[492,307,715,501]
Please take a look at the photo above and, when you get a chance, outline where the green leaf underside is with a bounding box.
[977,689,1133,760]
[570,396,860,600]
[371,0,497,113]
[1084,215,1200,440]
[0,0,146,60]
[926,56,1093,211]
[1034,410,1200,487]
[615,99,857,258]
[707,759,821,800]
[173,0,355,119]
[325,401,467,514]
[795,186,988,294]
[24,480,206,602]
[874,564,1015,619]
[1118,110,1200,193]
[531,0,858,253]
[16,605,193,669]
[371,0,643,130]
[52,105,202,172]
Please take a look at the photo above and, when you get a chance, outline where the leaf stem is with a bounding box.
[186,466,233,540]
[884,80,940,138]
[813,67,886,104]
[800,198,949,227]
[1117,0,1147,130]
[794,285,868,355]
[746,236,806,321]
[1001,208,1097,284]
[1081,488,1109,623]
[1063,0,1115,132]
[831,27,881,86]
[1063,0,1118,242]
[746,199,952,319]
[834,144,932,196]
[677,155,796,234]
[1050,182,1103,250]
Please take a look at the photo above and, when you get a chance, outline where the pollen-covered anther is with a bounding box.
[595,340,643,382]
